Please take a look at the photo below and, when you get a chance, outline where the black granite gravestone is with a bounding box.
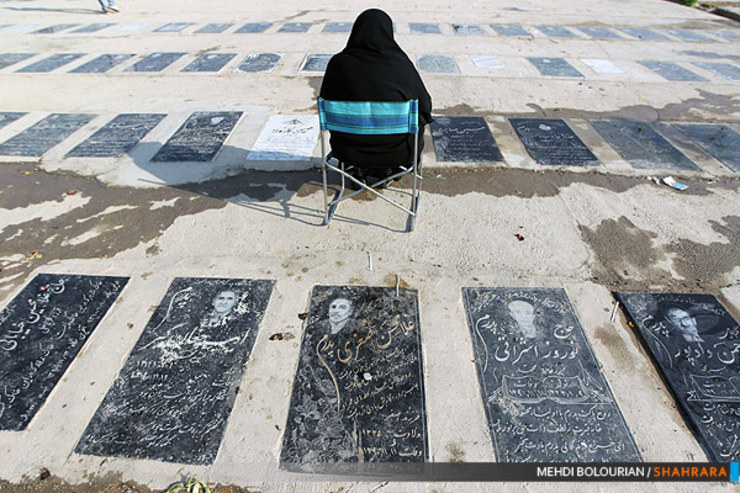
[281,285,428,467]
[154,22,194,33]
[527,57,584,77]
[195,23,234,34]
[0,274,128,431]
[66,113,166,158]
[278,22,312,33]
[709,30,740,42]
[75,277,274,465]
[301,54,332,72]
[125,53,185,72]
[591,120,698,170]
[0,113,95,157]
[462,287,642,462]
[510,118,600,166]
[235,53,282,73]
[577,27,622,39]
[181,53,236,72]
[693,62,740,83]
[0,53,36,70]
[665,29,715,43]
[410,23,441,34]
[536,25,576,38]
[16,54,86,73]
[152,111,242,162]
[69,54,134,73]
[673,123,740,172]
[70,23,115,34]
[323,22,353,33]
[453,24,485,35]
[430,116,503,162]
[618,28,669,41]
[33,24,79,34]
[0,112,26,130]
[491,24,530,37]
[639,61,708,81]
[614,291,740,461]
[418,54,460,74]
[235,22,272,34]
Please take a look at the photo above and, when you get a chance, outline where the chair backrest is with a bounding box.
[317,98,418,135]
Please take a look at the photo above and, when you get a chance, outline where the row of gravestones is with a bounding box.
[1,110,738,173]
[1,273,738,466]
[2,51,738,83]
[3,21,737,43]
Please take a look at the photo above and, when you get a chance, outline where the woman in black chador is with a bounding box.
[320,9,433,182]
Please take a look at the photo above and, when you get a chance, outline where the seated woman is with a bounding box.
[319,9,433,184]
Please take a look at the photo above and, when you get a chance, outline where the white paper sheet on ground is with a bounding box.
[471,55,505,69]
[580,59,623,74]
[247,115,319,161]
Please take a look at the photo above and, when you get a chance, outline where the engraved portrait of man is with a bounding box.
[663,306,704,343]
[328,297,353,334]
[209,289,237,324]
[507,299,538,339]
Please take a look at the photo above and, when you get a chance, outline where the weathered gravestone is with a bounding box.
[235,22,272,34]
[410,23,441,34]
[278,22,312,33]
[75,277,274,464]
[71,23,115,34]
[577,27,622,39]
[153,22,193,33]
[69,54,134,73]
[181,53,236,72]
[16,54,85,73]
[619,28,669,41]
[33,24,78,34]
[152,111,242,162]
[510,118,600,166]
[281,286,428,468]
[66,113,166,158]
[247,115,318,161]
[0,53,36,70]
[693,62,740,83]
[125,53,185,72]
[453,24,485,36]
[591,120,698,170]
[664,29,715,43]
[0,274,128,431]
[708,30,740,42]
[614,292,740,461]
[195,23,234,34]
[471,55,504,69]
[0,112,26,130]
[323,22,353,33]
[673,123,740,172]
[300,54,332,72]
[491,24,530,37]
[418,54,460,74]
[638,61,707,82]
[462,287,642,462]
[430,116,503,163]
[527,57,583,77]
[235,53,282,73]
[0,113,95,157]
[536,25,576,38]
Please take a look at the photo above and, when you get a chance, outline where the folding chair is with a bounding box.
[317,97,422,231]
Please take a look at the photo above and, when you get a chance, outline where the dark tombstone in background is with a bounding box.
[69,54,134,73]
[195,23,234,34]
[16,54,86,73]
[591,120,698,170]
[71,23,115,34]
[0,274,129,431]
[0,53,37,70]
[577,27,622,39]
[323,22,353,33]
[235,22,272,34]
[693,62,740,83]
[151,111,242,162]
[638,61,708,82]
[417,54,460,74]
[236,53,282,73]
[615,291,740,461]
[181,53,236,73]
[453,24,485,35]
[430,116,503,163]
[76,277,274,465]
[33,24,79,34]
[153,22,194,33]
[510,118,600,166]
[125,53,185,72]
[0,112,26,131]
[0,113,95,157]
[527,57,584,77]
[673,123,740,172]
[301,54,332,72]
[537,25,576,38]
[410,23,441,34]
[491,24,530,37]
[665,29,715,43]
[66,113,166,158]
[281,285,428,468]
[278,22,312,33]
[619,28,669,41]
[462,287,642,462]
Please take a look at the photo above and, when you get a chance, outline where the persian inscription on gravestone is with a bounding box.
[462,287,642,462]
[235,53,282,73]
[693,62,740,83]
[577,27,622,39]
[33,24,79,34]
[71,23,115,34]
[619,28,669,41]
[615,292,740,461]
[0,274,128,431]
[281,285,428,467]
[66,113,166,158]
[278,22,312,33]
[409,23,441,34]
[69,54,134,73]
[0,113,95,157]
[16,54,86,73]
[182,53,236,73]
[639,61,708,82]
[152,111,242,162]
[154,22,194,33]
[0,112,26,130]
[528,57,583,77]
[125,53,185,72]
[537,25,576,38]
[453,24,485,35]
[510,118,600,166]
[430,116,503,163]
[301,54,332,72]
[673,123,740,172]
[76,278,274,465]
[247,115,318,161]
[0,54,36,70]
[235,22,272,34]
[418,54,460,74]
[195,23,234,34]
[491,24,530,37]
[323,22,353,33]
[591,120,698,170]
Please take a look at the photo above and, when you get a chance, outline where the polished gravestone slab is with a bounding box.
[76,277,274,465]
[639,61,708,82]
[673,123,740,172]
[125,53,185,72]
[537,25,577,38]
[300,54,332,72]
[16,54,85,73]
[153,22,194,33]
[462,287,642,462]
[0,113,95,156]
[471,55,504,69]
[665,29,715,43]
[195,23,234,34]
[615,292,740,461]
[527,57,583,77]
[323,22,353,33]
[693,62,740,83]
[418,54,460,74]
[0,274,128,431]
[69,54,134,73]
[577,27,622,39]
[182,53,236,72]
[235,53,282,73]
[510,118,600,166]
[410,23,441,34]
[0,53,36,70]
[430,116,503,163]
[235,22,272,34]
[71,23,115,33]
[33,24,79,34]
[0,112,26,130]
[281,285,427,466]
[453,24,484,35]
[66,113,166,158]
[152,111,241,162]
[278,22,312,33]
[591,120,698,170]
[491,24,530,36]
[247,115,318,161]
[619,28,669,41]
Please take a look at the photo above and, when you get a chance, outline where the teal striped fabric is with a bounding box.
[318,98,419,135]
